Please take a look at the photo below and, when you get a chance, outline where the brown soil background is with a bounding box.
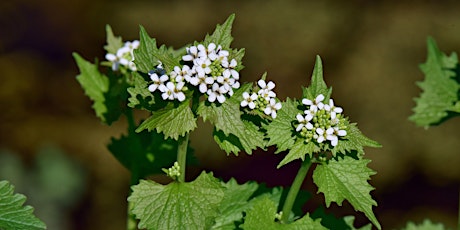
[1,0,460,229]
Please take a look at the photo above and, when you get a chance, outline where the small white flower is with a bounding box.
[173,81,186,102]
[324,99,343,119]
[258,79,275,91]
[315,128,326,143]
[159,82,175,100]
[194,58,212,75]
[148,73,169,92]
[296,114,313,131]
[183,46,199,61]
[264,98,282,118]
[302,94,325,112]
[241,92,258,109]
[222,58,239,79]
[207,83,226,103]
[172,65,192,83]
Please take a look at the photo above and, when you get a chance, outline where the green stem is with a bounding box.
[177,133,190,183]
[281,158,313,224]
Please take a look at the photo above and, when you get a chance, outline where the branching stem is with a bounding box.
[280,158,312,224]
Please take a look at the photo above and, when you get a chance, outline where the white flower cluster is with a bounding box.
[105,40,139,71]
[240,79,282,118]
[295,94,347,146]
[148,63,187,102]
[182,43,240,103]
[147,43,240,103]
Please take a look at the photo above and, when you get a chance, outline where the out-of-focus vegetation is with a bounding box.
[1,0,459,229]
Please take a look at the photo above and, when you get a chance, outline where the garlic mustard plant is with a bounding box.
[73,14,382,230]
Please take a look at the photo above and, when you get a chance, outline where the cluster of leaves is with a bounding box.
[74,14,382,229]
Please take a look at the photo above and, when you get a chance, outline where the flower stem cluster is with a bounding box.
[162,161,181,180]
[295,94,347,146]
[240,79,282,118]
[105,40,140,72]
[147,43,240,103]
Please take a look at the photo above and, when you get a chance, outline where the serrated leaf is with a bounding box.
[108,129,178,180]
[241,196,326,230]
[211,179,259,230]
[104,25,123,54]
[402,219,446,230]
[134,26,180,73]
[0,180,46,230]
[73,53,109,122]
[277,140,318,168]
[128,172,224,230]
[127,72,159,110]
[136,99,197,140]
[409,37,460,127]
[302,55,332,100]
[312,157,380,229]
[265,98,298,153]
[198,85,265,154]
[203,14,235,49]
[332,123,382,157]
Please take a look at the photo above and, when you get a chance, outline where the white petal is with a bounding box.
[337,130,347,136]
[296,124,304,132]
[296,114,305,122]
[257,80,266,88]
[315,94,325,103]
[217,95,226,103]
[267,81,275,90]
[199,84,208,93]
[302,98,312,105]
[176,92,186,102]
[241,100,248,107]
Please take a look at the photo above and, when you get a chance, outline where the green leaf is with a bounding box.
[211,179,259,230]
[302,55,332,100]
[203,14,235,49]
[409,37,460,127]
[128,172,225,230]
[402,219,446,230]
[241,196,326,230]
[343,216,372,230]
[104,24,123,54]
[198,85,265,154]
[332,123,382,157]
[73,53,109,122]
[108,129,178,181]
[134,26,180,73]
[136,99,197,140]
[0,180,46,230]
[265,98,298,153]
[127,72,158,110]
[312,156,380,229]
[277,140,318,168]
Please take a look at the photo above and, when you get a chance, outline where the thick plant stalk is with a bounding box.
[280,158,312,223]
[177,133,190,183]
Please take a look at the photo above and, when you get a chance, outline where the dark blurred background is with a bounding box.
[1,0,460,229]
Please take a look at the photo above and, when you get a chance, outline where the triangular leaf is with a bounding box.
[73,53,109,122]
[332,123,382,157]
[198,85,265,155]
[203,14,235,50]
[409,37,460,127]
[0,180,46,230]
[128,172,224,230]
[240,196,326,230]
[134,26,180,73]
[104,25,123,54]
[303,55,332,100]
[136,99,197,140]
[312,156,380,229]
[212,179,259,230]
[264,98,298,153]
[277,140,318,168]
